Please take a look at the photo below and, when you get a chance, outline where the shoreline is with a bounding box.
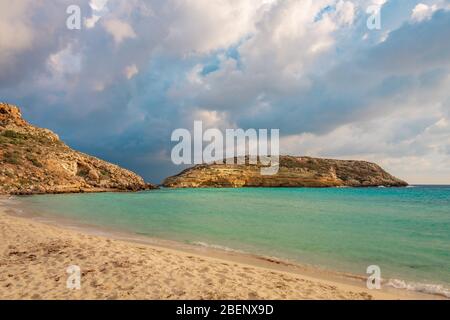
[0,195,443,300]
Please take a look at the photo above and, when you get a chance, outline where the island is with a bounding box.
[163,156,408,188]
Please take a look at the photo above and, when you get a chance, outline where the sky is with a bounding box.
[1,0,449,184]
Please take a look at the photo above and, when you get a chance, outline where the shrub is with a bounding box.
[77,166,90,178]
[0,136,9,145]
[100,169,111,179]
[26,155,43,168]
[4,171,14,178]
[3,151,22,165]
[1,130,28,140]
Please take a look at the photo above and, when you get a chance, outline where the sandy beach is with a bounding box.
[0,197,436,300]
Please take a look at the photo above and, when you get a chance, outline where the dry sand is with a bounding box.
[0,197,435,300]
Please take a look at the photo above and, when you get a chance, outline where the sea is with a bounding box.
[11,185,450,297]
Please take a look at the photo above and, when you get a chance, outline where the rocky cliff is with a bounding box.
[0,103,156,195]
[163,156,408,188]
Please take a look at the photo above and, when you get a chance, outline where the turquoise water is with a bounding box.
[15,186,450,294]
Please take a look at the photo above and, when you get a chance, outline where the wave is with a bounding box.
[193,242,450,298]
[0,197,25,215]
[191,241,450,298]
[386,279,450,298]
[191,241,247,254]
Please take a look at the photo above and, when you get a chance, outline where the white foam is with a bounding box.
[386,279,450,298]
[191,241,246,254]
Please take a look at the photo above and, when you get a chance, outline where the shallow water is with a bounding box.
[15,186,450,296]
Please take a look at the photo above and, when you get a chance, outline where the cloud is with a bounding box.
[0,0,90,87]
[90,0,109,12]
[335,0,356,25]
[0,0,449,184]
[0,2,34,58]
[161,0,270,55]
[411,3,438,21]
[102,18,137,44]
[124,64,139,79]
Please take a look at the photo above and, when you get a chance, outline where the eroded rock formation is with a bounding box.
[163,156,408,188]
[0,103,156,194]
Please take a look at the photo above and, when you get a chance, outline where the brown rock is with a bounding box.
[0,103,27,126]
[163,156,408,188]
[0,103,157,195]
[88,169,100,182]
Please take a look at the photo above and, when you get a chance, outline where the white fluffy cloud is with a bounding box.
[412,3,438,21]
[161,0,269,55]
[124,64,139,79]
[103,18,137,44]
[0,2,34,58]
[173,0,358,114]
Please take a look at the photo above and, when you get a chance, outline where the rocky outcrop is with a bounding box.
[163,156,408,188]
[0,103,157,195]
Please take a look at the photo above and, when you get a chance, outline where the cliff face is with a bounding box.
[0,103,155,195]
[163,156,408,188]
